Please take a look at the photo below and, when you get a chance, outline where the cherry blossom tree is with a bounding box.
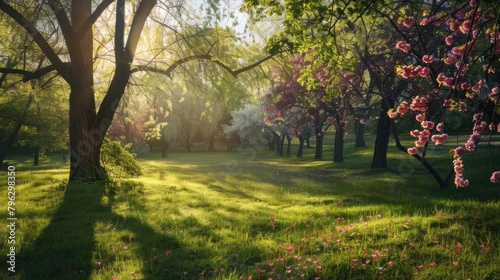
[387,0,500,187]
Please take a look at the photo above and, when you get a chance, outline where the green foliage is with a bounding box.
[100,138,142,179]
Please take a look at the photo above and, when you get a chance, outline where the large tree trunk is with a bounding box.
[371,80,406,169]
[371,104,392,169]
[67,0,106,181]
[333,122,344,163]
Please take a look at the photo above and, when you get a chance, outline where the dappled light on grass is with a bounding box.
[1,144,499,279]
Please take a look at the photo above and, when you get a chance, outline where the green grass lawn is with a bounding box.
[1,136,500,279]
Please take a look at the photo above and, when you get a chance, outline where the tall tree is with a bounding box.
[0,0,272,181]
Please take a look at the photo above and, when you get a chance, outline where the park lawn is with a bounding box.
[1,137,500,279]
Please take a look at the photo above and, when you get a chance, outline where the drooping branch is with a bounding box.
[131,53,276,78]
[0,1,71,82]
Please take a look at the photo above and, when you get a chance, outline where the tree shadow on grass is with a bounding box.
[18,180,188,279]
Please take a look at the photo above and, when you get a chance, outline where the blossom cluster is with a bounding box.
[390,0,500,187]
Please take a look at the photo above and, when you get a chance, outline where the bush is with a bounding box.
[100,138,142,180]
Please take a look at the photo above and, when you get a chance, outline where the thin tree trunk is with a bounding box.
[286,134,291,157]
[33,146,40,166]
[333,123,344,163]
[354,120,366,148]
[314,125,323,160]
[296,137,305,157]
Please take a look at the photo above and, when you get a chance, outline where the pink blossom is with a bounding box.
[396,41,411,52]
[472,80,483,93]
[410,130,421,137]
[490,87,499,102]
[388,111,398,118]
[454,165,464,175]
[416,114,425,122]
[431,133,448,145]
[443,99,454,107]
[454,147,466,157]
[420,16,437,26]
[460,20,471,34]
[398,65,414,78]
[402,16,415,27]
[397,101,410,114]
[387,261,393,268]
[451,47,463,56]
[469,133,481,142]
[421,121,435,130]
[460,82,471,90]
[419,67,431,77]
[450,20,460,32]
[445,35,454,45]
[436,122,444,131]
[455,176,469,188]
[465,140,476,151]
[473,113,483,121]
[444,54,458,65]
[410,96,428,112]
[407,147,418,155]
[422,55,434,64]
[470,0,478,7]
[415,139,427,147]
[490,171,500,183]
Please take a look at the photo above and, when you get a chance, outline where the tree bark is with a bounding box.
[354,120,366,148]
[314,125,323,160]
[296,137,305,157]
[371,106,392,169]
[67,0,107,181]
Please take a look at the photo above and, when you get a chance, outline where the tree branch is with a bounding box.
[47,0,73,44]
[75,0,115,41]
[0,64,63,82]
[0,1,71,82]
[124,0,157,62]
[131,53,276,78]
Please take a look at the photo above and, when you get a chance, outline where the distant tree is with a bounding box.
[224,104,270,148]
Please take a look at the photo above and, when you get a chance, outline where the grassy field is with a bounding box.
[1,136,500,279]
